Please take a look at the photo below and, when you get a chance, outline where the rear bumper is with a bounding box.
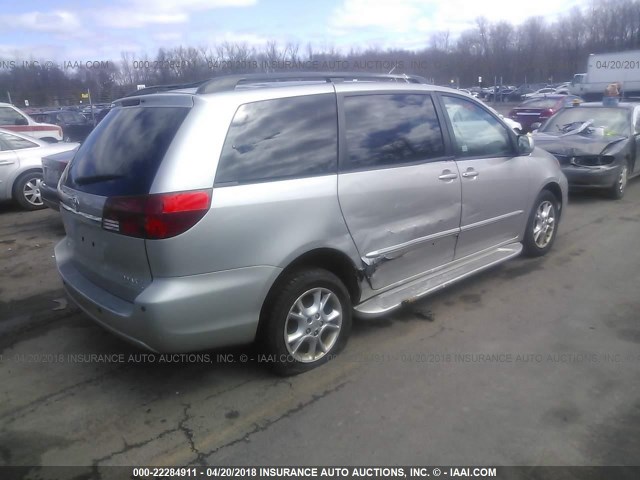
[562,164,619,189]
[55,239,282,352]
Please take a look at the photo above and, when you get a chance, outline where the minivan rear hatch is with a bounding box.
[58,98,192,302]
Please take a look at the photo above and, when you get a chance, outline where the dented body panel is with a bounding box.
[338,161,462,290]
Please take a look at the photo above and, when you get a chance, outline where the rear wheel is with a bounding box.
[262,268,352,376]
[522,190,559,257]
[13,171,45,210]
[607,162,628,200]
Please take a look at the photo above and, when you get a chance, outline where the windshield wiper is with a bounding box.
[74,174,125,185]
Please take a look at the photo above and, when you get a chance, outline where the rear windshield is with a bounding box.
[521,98,561,109]
[64,106,189,196]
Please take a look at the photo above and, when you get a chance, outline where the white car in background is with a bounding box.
[0,128,78,210]
[554,83,571,95]
[522,87,556,99]
[0,102,63,142]
[484,104,523,132]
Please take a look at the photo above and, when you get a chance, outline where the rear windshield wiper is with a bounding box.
[73,174,125,185]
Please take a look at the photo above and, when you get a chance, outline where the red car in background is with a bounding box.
[508,95,583,132]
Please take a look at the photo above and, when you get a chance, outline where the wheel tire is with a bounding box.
[13,171,46,210]
[262,268,352,376]
[607,162,628,200]
[522,190,559,257]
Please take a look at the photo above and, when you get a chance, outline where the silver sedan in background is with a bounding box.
[0,128,79,210]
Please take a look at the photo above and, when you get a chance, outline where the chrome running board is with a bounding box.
[354,242,523,318]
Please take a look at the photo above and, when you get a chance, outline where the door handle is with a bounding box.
[462,170,479,178]
[438,172,458,181]
[0,160,15,165]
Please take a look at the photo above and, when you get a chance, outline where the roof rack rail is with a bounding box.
[195,72,428,94]
[123,80,206,97]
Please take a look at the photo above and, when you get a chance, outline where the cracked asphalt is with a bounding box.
[0,180,639,474]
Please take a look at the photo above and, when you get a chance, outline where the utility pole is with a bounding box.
[7,91,12,104]
[88,89,96,127]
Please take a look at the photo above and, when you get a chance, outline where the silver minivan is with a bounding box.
[55,73,568,375]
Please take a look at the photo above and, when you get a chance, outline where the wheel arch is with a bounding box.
[541,181,564,218]
[274,248,361,304]
[11,167,43,199]
[257,248,362,338]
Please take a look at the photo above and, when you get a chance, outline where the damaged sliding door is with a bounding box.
[336,91,462,290]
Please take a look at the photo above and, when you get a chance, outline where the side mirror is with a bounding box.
[531,122,542,131]
[14,117,28,126]
[517,135,534,155]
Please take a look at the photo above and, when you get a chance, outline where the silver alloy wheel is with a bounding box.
[532,200,556,248]
[617,164,628,194]
[23,176,43,207]
[284,287,342,363]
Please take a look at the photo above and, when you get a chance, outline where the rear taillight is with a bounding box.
[539,108,554,119]
[102,189,212,239]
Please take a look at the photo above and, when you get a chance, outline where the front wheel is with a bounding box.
[262,268,352,376]
[607,162,628,200]
[13,171,46,210]
[522,190,559,257]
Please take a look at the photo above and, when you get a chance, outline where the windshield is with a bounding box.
[522,98,560,109]
[540,107,630,136]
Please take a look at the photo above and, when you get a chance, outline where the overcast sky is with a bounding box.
[0,0,584,62]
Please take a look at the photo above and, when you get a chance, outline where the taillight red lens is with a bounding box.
[102,189,212,239]
[539,108,554,119]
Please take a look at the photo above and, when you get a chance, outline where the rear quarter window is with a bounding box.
[0,131,38,150]
[64,106,189,196]
[215,94,337,185]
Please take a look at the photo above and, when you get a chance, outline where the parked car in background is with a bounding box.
[482,103,523,132]
[554,82,571,95]
[0,102,63,142]
[504,86,535,102]
[485,86,516,102]
[55,72,567,375]
[0,128,78,210]
[522,87,557,99]
[508,95,583,132]
[41,148,77,210]
[32,110,94,142]
[94,106,113,124]
[532,102,640,199]
[81,104,111,121]
[467,87,482,98]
